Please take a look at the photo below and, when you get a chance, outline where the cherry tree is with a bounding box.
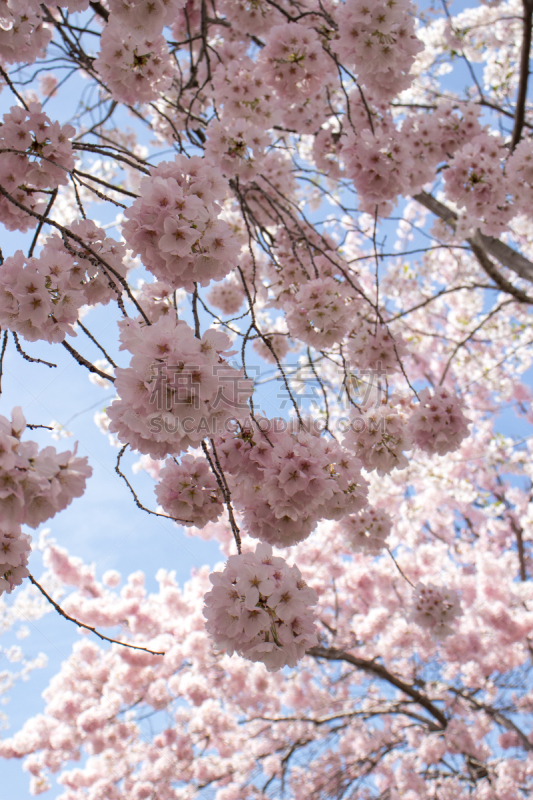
[0,0,533,796]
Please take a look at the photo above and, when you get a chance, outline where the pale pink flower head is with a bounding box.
[203,543,318,671]
[408,387,470,457]
[410,582,462,639]
[342,507,392,554]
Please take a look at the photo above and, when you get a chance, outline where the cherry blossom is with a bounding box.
[410,582,462,639]
[203,543,318,671]
[0,525,31,594]
[408,387,471,457]
[155,455,223,526]
[121,155,241,291]
[332,0,423,100]
[218,422,369,547]
[284,277,355,349]
[0,103,75,231]
[107,315,253,458]
[94,20,174,105]
[342,506,393,554]
[0,408,91,596]
[0,249,83,343]
[343,401,412,475]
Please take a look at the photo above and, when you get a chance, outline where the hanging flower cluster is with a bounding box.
[0,407,91,529]
[0,1,51,67]
[284,277,354,349]
[155,455,223,527]
[347,322,409,373]
[0,249,85,343]
[0,525,31,595]
[94,20,174,105]
[107,315,253,459]
[410,582,462,638]
[205,118,271,180]
[203,543,318,671]
[343,507,393,554]
[408,387,470,456]
[444,132,512,235]
[121,155,241,291]
[218,423,368,547]
[44,220,129,307]
[332,0,423,99]
[0,103,75,232]
[259,23,333,103]
[343,402,412,475]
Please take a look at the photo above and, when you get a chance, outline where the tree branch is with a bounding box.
[469,240,533,304]
[414,191,533,285]
[12,332,57,368]
[451,687,533,751]
[88,0,109,21]
[28,574,165,656]
[511,0,533,150]
[62,340,116,382]
[307,646,448,729]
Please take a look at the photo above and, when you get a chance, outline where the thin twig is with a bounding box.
[62,340,116,382]
[115,445,194,524]
[28,574,165,655]
[12,332,57,368]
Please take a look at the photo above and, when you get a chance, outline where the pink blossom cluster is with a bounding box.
[94,19,174,106]
[215,0,282,36]
[332,0,423,99]
[410,582,462,638]
[206,274,245,315]
[265,239,351,307]
[0,220,129,343]
[0,525,31,595]
[203,543,318,671]
[122,155,241,291]
[0,1,51,66]
[408,386,470,456]
[107,314,253,458]
[281,91,331,135]
[45,220,129,306]
[155,455,223,527]
[444,132,512,235]
[0,248,84,343]
[0,407,91,584]
[343,402,411,475]
[399,102,482,191]
[342,125,414,212]
[284,277,354,349]
[211,56,280,128]
[505,137,533,217]
[342,507,393,554]
[252,326,291,365]
[133,280,178,323]
[0,103,75,232]
[205,118,271,180]
[341,99,483,211]
[218,423,368,547]
[259,23,333,104]
[107,0,185,40]
[347,322,409,372]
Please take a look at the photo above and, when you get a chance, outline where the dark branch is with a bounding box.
[28,574,165,656]
[414,191,533,284]
[307,646,448,729]
[62,340,116,382]
[511,0,533,150]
